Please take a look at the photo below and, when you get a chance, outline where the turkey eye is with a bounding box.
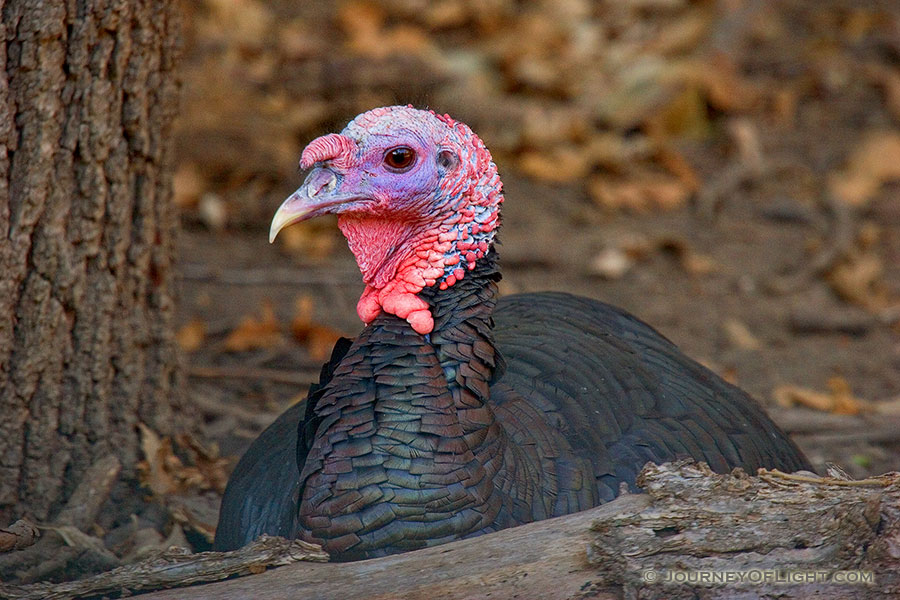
[383,147,416,171]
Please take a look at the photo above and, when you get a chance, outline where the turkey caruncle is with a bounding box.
[214,105,811,559]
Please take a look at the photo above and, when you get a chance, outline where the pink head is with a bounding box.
[270,106,503,334]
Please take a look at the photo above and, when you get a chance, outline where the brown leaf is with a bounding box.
[772,377,868,415]
[176,434,231,494]
[176,319,207,353]
[589,176,691,213]
[650,85,711,139]
[518,146,591,183]
[723,319,762,351]
[656,147,701,192]
[338,1,386,56]
[827,251,890,311]
[828,131,900,207]
[172,163,206,209]
[291,296,345,362]
[224,302,284,352]
[138,425,232,500]
[137,424,181,496]
[645,10,711,56]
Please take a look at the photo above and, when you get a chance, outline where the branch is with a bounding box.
[0,537,327,600]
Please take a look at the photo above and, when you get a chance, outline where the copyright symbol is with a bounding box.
[642,569,659,583]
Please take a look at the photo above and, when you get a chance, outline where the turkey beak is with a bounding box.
[269,167,354,243]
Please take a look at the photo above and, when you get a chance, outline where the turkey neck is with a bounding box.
[297,249,512,559]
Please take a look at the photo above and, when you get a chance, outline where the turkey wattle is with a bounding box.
[214,106,811,559]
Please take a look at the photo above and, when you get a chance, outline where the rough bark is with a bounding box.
[0,0,186,524]
[22,461,890,600]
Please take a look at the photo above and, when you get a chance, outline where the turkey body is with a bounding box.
[214,252,810,558]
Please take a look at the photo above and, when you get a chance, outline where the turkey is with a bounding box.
[214,105,811,559]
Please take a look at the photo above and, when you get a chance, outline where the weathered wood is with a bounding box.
[0,0,188,525]
[125,495,635,600]
[66,461,898,600]
[590,462,900,599]
[0,536,328,600]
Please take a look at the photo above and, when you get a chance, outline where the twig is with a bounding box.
[787,307,875,335]
[188,365,317,386]
[191,393,288,430]
[0,536,328,600]
[57,455,122,531]
[759,469,893,487]
[764,191,856,294]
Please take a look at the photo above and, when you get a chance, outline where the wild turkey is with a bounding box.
[214,106,810,559]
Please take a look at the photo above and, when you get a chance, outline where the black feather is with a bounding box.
[214,250,809,556]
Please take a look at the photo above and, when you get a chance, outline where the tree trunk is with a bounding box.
[0,0,186,524]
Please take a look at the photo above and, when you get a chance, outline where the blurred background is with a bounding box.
[164,0,899,540]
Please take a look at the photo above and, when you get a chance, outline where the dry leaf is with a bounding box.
[723,319,761,351]
[291,296,345,362]
[518,146,591,183]
[827,251,890,311]
[225,302,284,352]
[679,249,718,276]
[655,146,701,192]
[828,131,900,207]
[339,1,387,56]
[772,377,868,415]
[176,434,231,494]
[645,10,711,56]
[176,319,207,353]
[589,176,691,213]
[172,163,205,209]
[137,423,181,496]
[650,85,711,139]
[138,424,232,500]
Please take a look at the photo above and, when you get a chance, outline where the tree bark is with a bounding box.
[0,0,186,524]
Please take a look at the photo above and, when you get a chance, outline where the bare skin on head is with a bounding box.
[270,105,503,334]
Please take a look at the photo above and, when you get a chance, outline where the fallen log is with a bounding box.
[6,461,899,600]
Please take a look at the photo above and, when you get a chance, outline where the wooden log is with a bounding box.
[6,461,900,600]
